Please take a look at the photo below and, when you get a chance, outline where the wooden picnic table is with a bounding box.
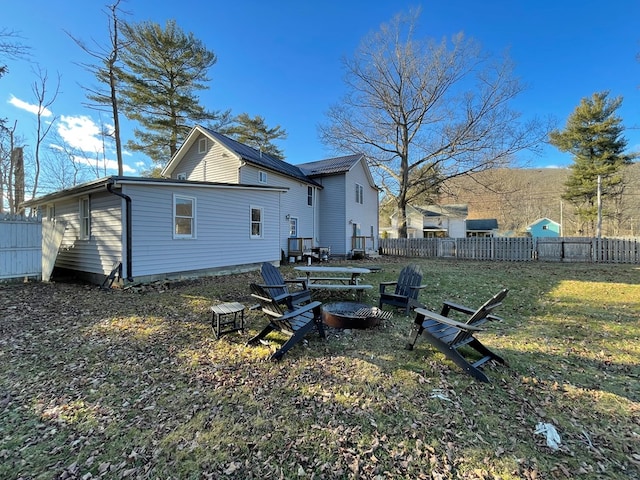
[294,266,372,300]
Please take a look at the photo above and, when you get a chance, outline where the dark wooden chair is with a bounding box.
[247,283,325,361]
[261,262,312,307]
[378,264,427,315]
[405,288,509,383]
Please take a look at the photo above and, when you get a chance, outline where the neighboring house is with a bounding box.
[23,125,379,285]
[387,204,468,238]
[526,217,561,237]
[465,219,499,237]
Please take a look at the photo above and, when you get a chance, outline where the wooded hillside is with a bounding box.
[435,163,640,237]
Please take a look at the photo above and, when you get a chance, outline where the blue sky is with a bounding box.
[3,0,640,190]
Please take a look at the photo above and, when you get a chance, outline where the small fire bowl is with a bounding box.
[322,302,390,329]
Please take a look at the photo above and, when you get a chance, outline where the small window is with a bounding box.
[307,186,313,206]
[174,195,196,239]
[176,172,187,180]
[198,138,207,153]
[47,205,55,221]
[542,225,549,230]
[355,183,364,204]
[251,206,263,238]
[289,217,298,237]
[258,171,267,183]
[79,197,90,239]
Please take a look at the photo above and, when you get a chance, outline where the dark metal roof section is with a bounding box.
[414,204,468,218]
[298,154,363,176]
[202,127,320,186]
[466,219,499,231]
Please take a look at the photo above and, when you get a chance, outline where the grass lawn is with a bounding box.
[1,257,638,479]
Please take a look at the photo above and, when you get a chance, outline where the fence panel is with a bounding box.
[0,215,43,280]
[379,236,639,264]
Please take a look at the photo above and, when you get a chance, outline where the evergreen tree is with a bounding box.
[549,91,633,233]
[222,113,287,160]
[119,19,225,166]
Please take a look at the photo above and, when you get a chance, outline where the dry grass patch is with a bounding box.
[1,258,638,479]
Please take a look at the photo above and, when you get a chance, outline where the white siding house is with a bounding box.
[23,177,286,284]
[24,126,380,285]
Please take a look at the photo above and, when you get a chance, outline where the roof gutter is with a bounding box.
[106,180,134,282]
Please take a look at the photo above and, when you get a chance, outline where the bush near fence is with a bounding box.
[378,236,640,264]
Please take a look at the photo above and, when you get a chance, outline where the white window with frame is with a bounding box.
[307,186,313,206]
[47,205,55,221]
[176,172,187,180]
[289,217,298,237]
[173,194,196,239]
[250,206,263,238]
[198,137,207,153]
[355,183,364,204]
[79,197,90,240]
[258,171,267,184]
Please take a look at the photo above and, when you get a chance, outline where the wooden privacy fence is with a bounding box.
[0,214,42,280]
[379,237,640,264]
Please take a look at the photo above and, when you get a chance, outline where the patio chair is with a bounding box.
[261,262,312,307]
[378,264,427,315]
[247,283,325,361]
[405,288,509,383]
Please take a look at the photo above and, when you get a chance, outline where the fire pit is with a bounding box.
[322,302,392,329]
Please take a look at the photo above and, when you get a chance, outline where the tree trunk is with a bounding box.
[12,147,24,214]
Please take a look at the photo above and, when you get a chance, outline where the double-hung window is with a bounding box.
[79,197,90,239]
[250,206,263,238]
[174,195,196,239]
[258,171,267,183]
[198,138,207,153]
[307,186,313,206]
[355,183,364,204]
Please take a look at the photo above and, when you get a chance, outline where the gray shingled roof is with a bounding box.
[466,219,499,231]
[202,127,320,186]
[298,154,363,176]
[414,204,468,218]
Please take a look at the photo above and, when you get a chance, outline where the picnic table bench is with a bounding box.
[294,266,373,300]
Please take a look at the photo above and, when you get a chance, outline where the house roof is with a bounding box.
[526,217,560,229]
[466,219,499,231]
[298,154,363,176]
[21,176,287,208]
[413,204,468,218]
[200,127,321,186]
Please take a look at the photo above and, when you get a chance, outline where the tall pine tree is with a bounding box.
[119,19,225,167]
[549,91,633,234]
[222,113,287,160]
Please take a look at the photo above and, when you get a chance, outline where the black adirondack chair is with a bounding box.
[247,283,325,361]
[378,264,427,315]
[260,262,312,307]
[405,288,509,383]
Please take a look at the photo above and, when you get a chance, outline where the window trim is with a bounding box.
[79,197,90,240]
[355,183,364,204]
[198,137,207,153]
[289,217,298,237]
[258,171,267,184]
[47,205,55,222]
[250,206,264,239]
[173,194,196,239]
[307,186,313,206]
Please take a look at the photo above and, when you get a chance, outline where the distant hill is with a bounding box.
[435,163,640,237]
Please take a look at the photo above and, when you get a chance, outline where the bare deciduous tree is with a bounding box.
[319,9,549,238]
[31,67,60,199]
[68,0,127,175]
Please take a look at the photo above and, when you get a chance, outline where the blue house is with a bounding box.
[526,217,561,237]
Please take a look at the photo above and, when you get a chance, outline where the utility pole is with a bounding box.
[595,175,602,238]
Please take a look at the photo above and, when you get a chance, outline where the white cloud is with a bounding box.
[57,115,104,153]
[56,115,136,174]
[8,95,53,117]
